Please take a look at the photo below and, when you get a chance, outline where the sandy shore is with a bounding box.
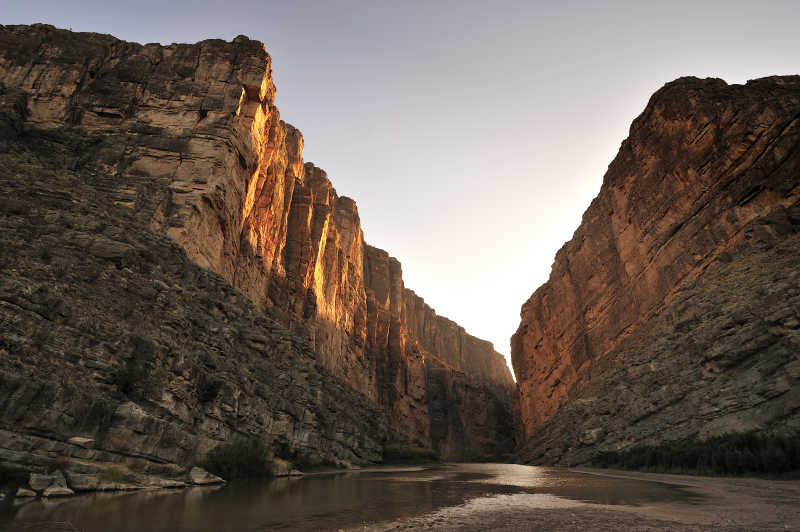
[349,468,800,531]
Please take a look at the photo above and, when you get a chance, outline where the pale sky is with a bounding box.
[4,1,800,376]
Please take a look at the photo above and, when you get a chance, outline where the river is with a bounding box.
[0,463,707,531]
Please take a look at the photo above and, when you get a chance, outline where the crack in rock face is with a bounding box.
[512,75,800,464]
[0,23,517,483]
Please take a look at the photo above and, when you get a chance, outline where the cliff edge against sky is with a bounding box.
[513,75,800,464]
[0,23,515,481]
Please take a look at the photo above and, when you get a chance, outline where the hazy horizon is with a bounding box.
[4,0,800,376]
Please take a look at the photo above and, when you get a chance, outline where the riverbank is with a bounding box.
[355,467,800,531]
[5,463,800,531]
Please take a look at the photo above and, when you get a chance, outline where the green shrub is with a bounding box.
[98,466,128,483]
[382,442,439,464]
[197,374,223,403]
[592,431,800,476]
[113,353,151,397]
[201,436,273,479]
[113,335,157,397]
[84,399,116,430]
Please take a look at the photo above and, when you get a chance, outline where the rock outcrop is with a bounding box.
[0,143,389,475]
[512,76,800,464]
[0,22,515,476]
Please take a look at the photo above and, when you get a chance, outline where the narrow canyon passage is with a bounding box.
[1,7,799,531]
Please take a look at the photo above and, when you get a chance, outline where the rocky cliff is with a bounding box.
[512,76,800,464]
[0,22,514,474]
[0,137,389,476]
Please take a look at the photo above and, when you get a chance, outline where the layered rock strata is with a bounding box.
[0,143,388,475]
[512,76,800,463]
[0,23,514,466]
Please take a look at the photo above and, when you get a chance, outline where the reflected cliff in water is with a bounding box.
[0,463,701,531]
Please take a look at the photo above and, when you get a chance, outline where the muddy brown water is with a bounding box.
[0,463,703,531]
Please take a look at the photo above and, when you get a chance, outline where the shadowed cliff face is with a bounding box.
[0,136,389,474]
[0,24,514,463]
[512,76,800,464]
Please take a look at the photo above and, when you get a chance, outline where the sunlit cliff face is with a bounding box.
[512,76,800,461]
[0,24,516,459]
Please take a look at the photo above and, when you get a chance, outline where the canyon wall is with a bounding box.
[0,134,389,474]
[0,24,514,466]
[512,76,800,464]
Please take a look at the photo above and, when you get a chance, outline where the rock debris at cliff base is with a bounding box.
[0,22,515,484]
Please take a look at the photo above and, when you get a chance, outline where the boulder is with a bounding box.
[270,458,291,477]
[28,470,67,492]
[43,486,74,497]
[68,437,95,449]
[0,23,517,476]
[96,482,142,491]
[65,472,100,491]
[188,467,224,485]
[150,478,186,489]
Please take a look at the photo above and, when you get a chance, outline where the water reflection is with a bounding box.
[0,464,701,531]
[452,463,699,506]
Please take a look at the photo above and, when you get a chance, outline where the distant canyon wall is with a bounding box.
[512,76,800,464]
[0,24,514,460]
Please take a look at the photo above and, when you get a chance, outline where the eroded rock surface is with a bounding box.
[0,148,389,475]
[189,467,224,485]
[0,22,514,474]
[512,76,800,463]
